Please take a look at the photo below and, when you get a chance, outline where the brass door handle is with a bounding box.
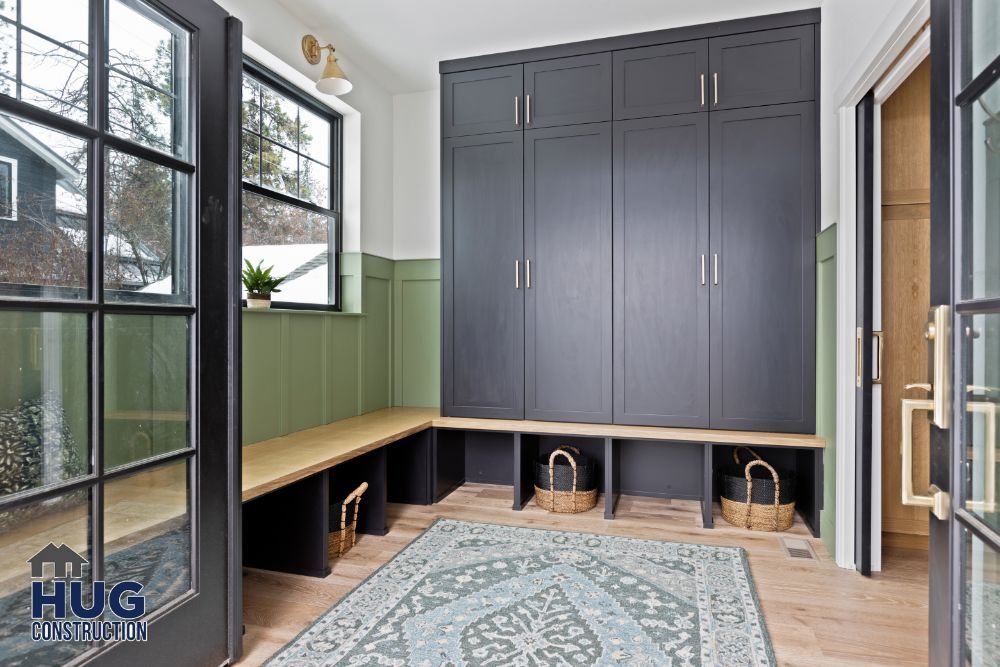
[900,397,950,520]
[965,401,997,513]
[855,327,863,388]
[904,382,932,392]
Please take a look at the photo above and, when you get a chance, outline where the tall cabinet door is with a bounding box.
[614,115,710,427]
[525,123,613,423]
[442,132,524,418]
[710,102,816,432]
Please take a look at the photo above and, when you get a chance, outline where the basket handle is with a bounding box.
[549,448,579,512]
[555,445,581,456]
[340,481,368,552]
[733,446,764,466]
[743,459,781,531]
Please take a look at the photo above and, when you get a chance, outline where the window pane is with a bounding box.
[299,107,330,165]
[966,0,1000,85]
[0,20,16,99]
[260,83,298,148]
[242,75,259,133]
[20,29,88,124]
[241,132,259,184]
[0,311,88,500]
[964,77,1000,299]
[104,149,189,302]
[962,312,1000,530]
[107,0,190,158]
[0,113,89,298]
[21,0,89,46]
[104,314,189,469]
[300,158,329,207]
[259,137,298,197]
[962,529,1000,666]
[243,190,332,305]
[0,487,91,665]
[104,459,191,615]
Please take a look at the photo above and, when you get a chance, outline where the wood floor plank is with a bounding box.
[238,484,928,666]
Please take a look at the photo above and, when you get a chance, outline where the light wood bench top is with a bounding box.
[242,408,825,501]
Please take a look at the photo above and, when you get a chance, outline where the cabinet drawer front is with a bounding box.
[442,132,524,418]
[524,123,613,422]
[709,103,816,433]
[709,25,815,109]
[614,41,708,119]
[524,53,612,128]
[614,115,710,427]
[442,65,523,138]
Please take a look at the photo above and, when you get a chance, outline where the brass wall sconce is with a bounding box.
[302,34,353,96]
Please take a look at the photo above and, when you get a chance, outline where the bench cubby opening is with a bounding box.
[515,434,607,511]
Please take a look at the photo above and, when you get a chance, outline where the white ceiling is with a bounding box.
[277,0,822,93]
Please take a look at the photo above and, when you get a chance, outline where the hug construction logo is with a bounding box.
[27,542,148,643]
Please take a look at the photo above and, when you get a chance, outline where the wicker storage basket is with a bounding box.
[329,481,368,558]
[534,446,598,513]
[720,447,796,531]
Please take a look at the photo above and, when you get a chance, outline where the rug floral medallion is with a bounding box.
[267,519,775,666]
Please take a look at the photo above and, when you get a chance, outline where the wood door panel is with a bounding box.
[442,65,523,137]
[613,41,708,119]
[524,53,612,128]
[614,115,709,426]
[525,123,612,422]
[710,103,816,433]
[442,132,524,418]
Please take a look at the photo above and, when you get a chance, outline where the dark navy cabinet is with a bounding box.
[440,9,820,433]
[613,41,709,119]
[524,123,613,423]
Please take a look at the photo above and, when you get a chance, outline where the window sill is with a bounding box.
[242,307,364,317]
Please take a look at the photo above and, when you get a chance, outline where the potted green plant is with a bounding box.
[242,260,286,309]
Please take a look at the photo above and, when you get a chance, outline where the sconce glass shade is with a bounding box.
[316,53,353,95]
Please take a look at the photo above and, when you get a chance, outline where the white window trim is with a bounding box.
[0,156,18,221]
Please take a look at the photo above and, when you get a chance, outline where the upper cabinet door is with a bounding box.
[524,123,613,423]
[613,40,709,119]
[442,132,524,418]
[709,102,816,433]
[709,25,815,109]
[524,53,612,128]
[614,115,710,427]
[442,65,523,138]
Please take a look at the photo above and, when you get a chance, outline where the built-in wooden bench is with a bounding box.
[241,408,825,576]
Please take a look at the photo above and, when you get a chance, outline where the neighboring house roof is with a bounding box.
[0,116,85,198]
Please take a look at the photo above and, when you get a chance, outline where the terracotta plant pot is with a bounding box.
[246,293,272,309]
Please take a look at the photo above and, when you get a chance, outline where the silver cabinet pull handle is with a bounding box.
[700,254,706,285]
[514,96,520,127]
[526,94,531,126]
[713,253,719,285]
[515,259,520,288]
[713,72,719,105]
[700,74,705,107]
[526,259,531,288]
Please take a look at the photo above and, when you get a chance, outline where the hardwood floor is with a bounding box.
[239,484,929,666]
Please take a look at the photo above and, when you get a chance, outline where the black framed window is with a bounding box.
[241,60,341,310]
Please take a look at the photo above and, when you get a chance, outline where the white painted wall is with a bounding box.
[392,91,440,260]
[216,0,395,258]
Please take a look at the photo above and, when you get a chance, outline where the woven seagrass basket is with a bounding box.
[720,447,796,532]
[533,446,598,513]
[329,481,368,558]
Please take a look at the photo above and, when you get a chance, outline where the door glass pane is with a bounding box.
[965,0,1000,85]
[0,311,88,500]
[965,77,1000,299]
[242,189,332,304]
[104,314,189,469]
[104,149,189,302]
[0,0,90,124]
[107,0,190,158]
[962,313,1000,530]
[0,487,92,665]
[963,529,1000,666]
[0,113,89,299]
[104,459,190,615]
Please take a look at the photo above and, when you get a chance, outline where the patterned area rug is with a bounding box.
[267,519,775,666]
